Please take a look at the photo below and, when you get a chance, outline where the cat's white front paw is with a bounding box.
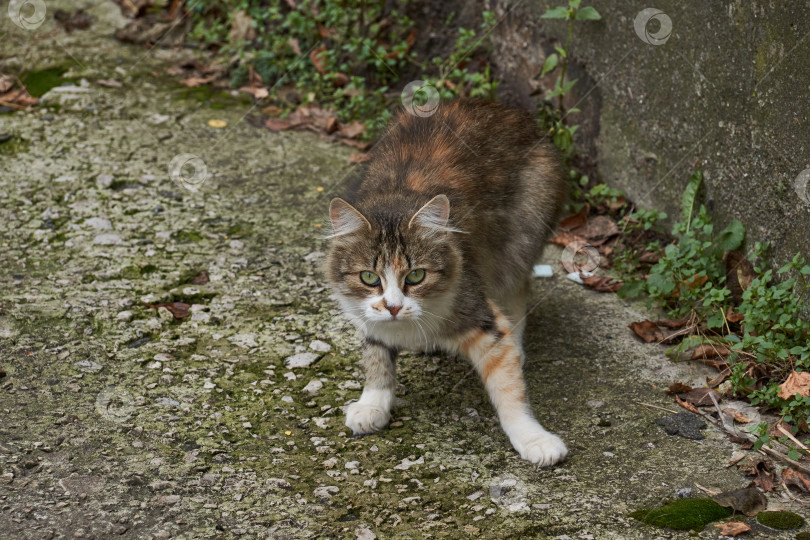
[509,425,568,466]
[345,401,390,434]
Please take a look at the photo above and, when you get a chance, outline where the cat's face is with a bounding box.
[325,195,462,328]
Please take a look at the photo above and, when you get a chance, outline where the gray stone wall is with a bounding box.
[484,0,810,266]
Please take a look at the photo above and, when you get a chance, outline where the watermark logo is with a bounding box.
[95,386,135,423]
[168,153,208,192]
[489,473,529,512]
[401,80,440,118]
[634,8,672,45]
[795,168,810,205]
[8,0,46,30]
[561,240,600,274]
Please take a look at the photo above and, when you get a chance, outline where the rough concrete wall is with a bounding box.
[484,1,810,266]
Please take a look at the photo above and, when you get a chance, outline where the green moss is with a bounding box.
[22,67,76,97]
[629,498,733,531]
[795,532,810,540]
[756,511,806,530]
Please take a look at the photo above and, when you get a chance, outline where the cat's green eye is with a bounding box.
[405,269,426,285]
[360,271,380,287]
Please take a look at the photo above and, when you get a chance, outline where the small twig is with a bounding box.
[686,401,810,477]
[778,424,810,451]
[781,478,810,505]
[634,401,679,414]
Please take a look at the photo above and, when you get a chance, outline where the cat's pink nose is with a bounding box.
[387,305,402,317]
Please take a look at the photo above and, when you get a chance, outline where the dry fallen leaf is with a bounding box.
[96,79,123,88]
[691,344,730,360]
[339,121,365,139]
[549,231,588,249]
[721,408,751,423]
[628,320,662,343]
[207,119,227,128]
[782,468,810,493]
[580,274,623,293]
[238,86,269,99]
[680,388,721,407]
[714,522,750,536]
[349,153,370,164]
[0,88,38,108]
[675,395,700,414]
[180,76,216,87]
[143,302,190,319]
[778,371,810,399]
[666,382,693,394]
[558,206,589,231]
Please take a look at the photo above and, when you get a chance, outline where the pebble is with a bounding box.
[284,352,320,369]
[302,380,323,395]
[156,398,180,407]
[229,239,244,250]
[355,528,376,540]
[116,310,133,322]
[93,233,122,245]
[84,217,112,230]
[314,486,339,498]
[74,360,102,372]
[96,174,114,189]
[309,340,331,352]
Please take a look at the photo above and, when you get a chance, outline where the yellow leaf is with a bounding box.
[208,119,227,128]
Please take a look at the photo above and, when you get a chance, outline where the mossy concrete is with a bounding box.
[486,0,810,270]
[0,2,806,539]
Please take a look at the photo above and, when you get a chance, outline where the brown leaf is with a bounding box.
[338,138,372,150]
[180,76,216,87]
[549,232,588,248]
[288,38,301,55]
[310,45,328,75]
[0,88,38,108]
[721,408,751,423]
[674,395,699,414]
[707,367,732,387]
[143,302,190,319]
[628,320,663,343]
[713,522,750,536]
[783,468,810,493]
[559,206,589,231]
[727,310,744,324]
[711,487,767,516]
[324,117,339,135]
[737,456,775,492]
[580,274,623,293]
[238,86,269,99]
[638,251,661,264]
[778,371,810,399]
[654,317,690,329]
[691,344,730,361]
[666,382,693,394]
[578,215,619,241]
[724,250,755,303]
[331,72,349,87]
[349,153,370,164]
[338,121,365,139]
[680,388,721,407]
[192,271,209,285]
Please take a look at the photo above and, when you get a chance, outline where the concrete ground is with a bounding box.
[0,3,805,538]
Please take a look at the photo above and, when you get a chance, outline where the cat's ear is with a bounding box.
[408,194,462,234]
[329,198,371,238]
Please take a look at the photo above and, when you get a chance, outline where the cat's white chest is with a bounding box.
[366,320,441,352]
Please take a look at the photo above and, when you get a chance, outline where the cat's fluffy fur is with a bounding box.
[325,100,568,465]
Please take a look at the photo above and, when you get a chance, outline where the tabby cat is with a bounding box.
[325,99,568,465]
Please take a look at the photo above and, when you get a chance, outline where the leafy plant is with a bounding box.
[537,0,601,159]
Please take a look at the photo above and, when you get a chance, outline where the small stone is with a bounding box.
[74,360,102,372]
[394,456,424,470]
[156,398,180,407]
[96,174,114,189]
[161,495,180,505]
[309,340,331,352]
[302,380,323,395]
[284,352,320,369]
[157,307,174,322]
[116,311,133,322]
[355,527,376,540]
[314,486,339,498]
[94,233,122,245]
[84,217,112,230]
[229,239,244,250]
[345,461,359,469]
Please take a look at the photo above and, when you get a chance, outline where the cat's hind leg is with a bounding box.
[345,337,397,434]
[456,302,567,466]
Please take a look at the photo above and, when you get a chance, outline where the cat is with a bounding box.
[324,99,568,466]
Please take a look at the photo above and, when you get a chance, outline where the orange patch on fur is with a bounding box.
[460,329,490,356]
[481,348,507,383]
